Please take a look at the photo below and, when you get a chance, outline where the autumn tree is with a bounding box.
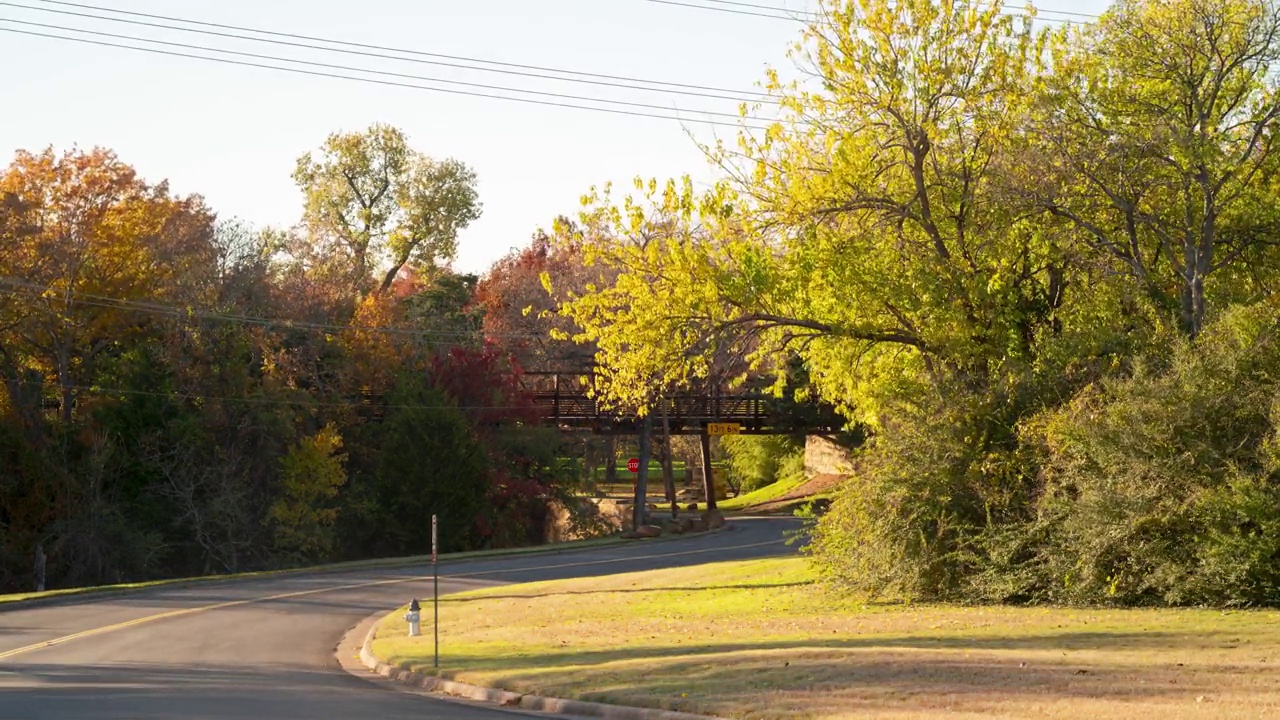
[269,424,348,558]
[0,147,216,423]
[293,123,481,295]
[476,226,599,373]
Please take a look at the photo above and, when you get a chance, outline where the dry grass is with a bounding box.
[373,556,1280,719]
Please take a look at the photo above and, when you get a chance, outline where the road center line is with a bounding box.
[0,537,786,662]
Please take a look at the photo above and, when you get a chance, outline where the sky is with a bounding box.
[0,0,1114,276]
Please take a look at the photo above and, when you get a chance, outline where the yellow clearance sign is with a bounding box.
[707,422,742,436]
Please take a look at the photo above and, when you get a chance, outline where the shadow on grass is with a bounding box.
[393,629,1259,676]
[390,632,1275,717]
[493,650,1233,716]
[441,580,816,603]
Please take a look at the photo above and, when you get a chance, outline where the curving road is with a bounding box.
[0,517,797,719]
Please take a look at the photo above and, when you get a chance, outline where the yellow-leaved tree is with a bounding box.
[269,423,348,558]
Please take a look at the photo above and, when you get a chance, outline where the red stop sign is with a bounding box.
[627,458,640,473]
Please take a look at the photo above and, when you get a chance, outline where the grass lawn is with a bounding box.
[713,473,812,512]
[373,556,1280,719]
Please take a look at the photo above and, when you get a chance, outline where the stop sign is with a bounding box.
[627,458,640,473]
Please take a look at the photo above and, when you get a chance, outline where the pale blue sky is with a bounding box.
[0,0,1112,275]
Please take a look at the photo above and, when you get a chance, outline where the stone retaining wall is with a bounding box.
[804,435,853,476]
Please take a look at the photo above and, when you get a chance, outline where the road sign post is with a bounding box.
[431,514,438,669]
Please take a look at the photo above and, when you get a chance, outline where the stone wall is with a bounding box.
[544,497,626,543]
[804,435,854,476]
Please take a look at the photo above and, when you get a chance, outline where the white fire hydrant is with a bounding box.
[405,598,421,637]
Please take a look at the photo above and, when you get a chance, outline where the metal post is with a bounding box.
[552,374,560,421]
[432,514,439,669]
[701,430,717,512]
[632,414,653,531]
[34,544,46,593]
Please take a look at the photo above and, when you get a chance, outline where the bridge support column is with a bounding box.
[701,431,717,512]
[660,403,677,519]
[631,414,653,531]
[605,436,618,486]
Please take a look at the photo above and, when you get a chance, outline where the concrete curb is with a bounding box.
[358,626,721,720]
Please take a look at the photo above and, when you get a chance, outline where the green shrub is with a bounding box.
[722,435,803,492]
[1026,303,1280,606]
[807,384,1037,602]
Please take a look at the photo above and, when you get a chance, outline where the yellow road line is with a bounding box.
[0,574,425,662]
[0,537,785,662]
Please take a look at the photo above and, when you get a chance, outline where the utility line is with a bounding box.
[0,19,761,121]
[0,278,557,343]
[18,0,773,99]
[635,0,1099,22]
[1,376,545,412]
[641,0,797,20]
[0,28,772,130]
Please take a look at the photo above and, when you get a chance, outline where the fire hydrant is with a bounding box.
[405,598,421,637]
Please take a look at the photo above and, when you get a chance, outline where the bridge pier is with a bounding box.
[660,405,677,519]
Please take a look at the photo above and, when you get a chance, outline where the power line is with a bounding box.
[640,0,798,20]
[0,278,556,343]
[3,376,544,412]
[21,0,773,99]
[679,0,818,13]
[0,19,760,122]
[635,0,1098,22]
[0,2,776,105]
[0,27,772,130]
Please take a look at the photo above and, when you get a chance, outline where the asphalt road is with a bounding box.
[0,517,797,719]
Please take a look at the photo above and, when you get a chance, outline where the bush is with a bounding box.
[722,435,804,492]
[1025,303,1280,606]
[807,383,1038,602]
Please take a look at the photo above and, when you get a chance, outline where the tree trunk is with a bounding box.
[57,344,73,424]
[701,432,717,512]
[605,436,618,487]
[660,402,677,519]
[632,416,653,531]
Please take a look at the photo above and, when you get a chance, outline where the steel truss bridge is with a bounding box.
[523,372,845,436]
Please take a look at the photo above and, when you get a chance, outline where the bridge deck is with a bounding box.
[530,390,842,435]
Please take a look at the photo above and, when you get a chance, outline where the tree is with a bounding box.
[0,147,216,423]
[476,226,599,373]
[556,0,1063,422]
[1031,0,1280,336]
[360,380,490,555]
[293,124,481,294]
[269,423,347,558]
[549,1,1108,600]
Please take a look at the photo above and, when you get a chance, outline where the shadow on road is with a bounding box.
[0,662,513,719]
